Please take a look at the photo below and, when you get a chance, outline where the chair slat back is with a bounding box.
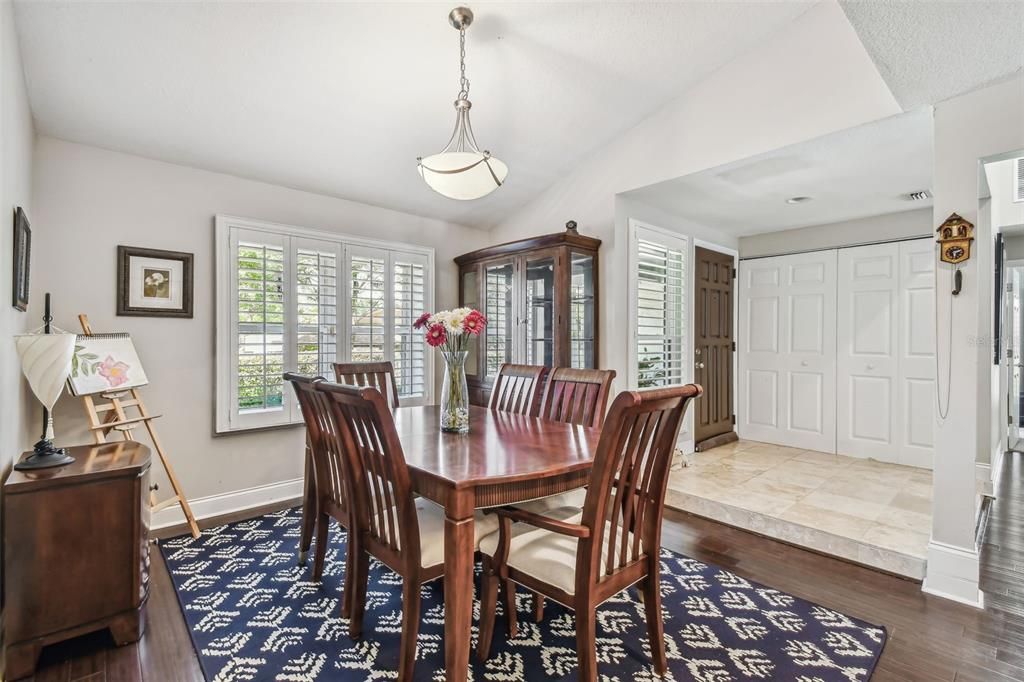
[579,384,701,587]
[489,363,547,416]
[334,361,400,410]
[316,381,419,569]
[538,368,616,428]
[285,373,348,511]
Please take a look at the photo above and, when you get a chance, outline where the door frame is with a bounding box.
[693,238,739,449]
[1005,259,1024,453]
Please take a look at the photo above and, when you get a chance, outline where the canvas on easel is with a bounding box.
[73,315,199,538]
[67,333,149,396]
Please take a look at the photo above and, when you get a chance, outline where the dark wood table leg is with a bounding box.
[444,492,475,682]
[298,445,316,566]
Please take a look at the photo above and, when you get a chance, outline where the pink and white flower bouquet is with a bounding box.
[414,307,486,432]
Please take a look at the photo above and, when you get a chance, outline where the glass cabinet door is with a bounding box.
[461,268,480,376]
[569,251,596,368]
[524,254,556,366]
[483,260,515,379]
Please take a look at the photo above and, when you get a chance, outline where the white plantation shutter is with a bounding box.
[216,217,434,433]
[348,248,388,363]
[393,253,428,402]
[229,228,294,429]
[295,239,340,377]
[1016,157,1024,202]
[631,223,687,389]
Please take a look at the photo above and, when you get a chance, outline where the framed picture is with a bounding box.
[117,245,194,318]
[12,207,30,311]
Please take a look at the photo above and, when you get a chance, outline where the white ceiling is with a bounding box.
[623,108,933,237]
[12,2,1020,231]
[840,0,1024,110]
[12,1,816,229]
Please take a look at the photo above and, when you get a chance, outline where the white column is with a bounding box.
[926,75,1024,606]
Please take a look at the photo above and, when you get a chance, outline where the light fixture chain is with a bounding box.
[458,26,470,99]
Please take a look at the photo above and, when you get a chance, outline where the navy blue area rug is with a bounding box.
[160,507,886,681]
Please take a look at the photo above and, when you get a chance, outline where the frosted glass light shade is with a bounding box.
[418,152,508,201]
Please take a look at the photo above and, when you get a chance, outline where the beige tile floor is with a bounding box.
[667,439,933,578]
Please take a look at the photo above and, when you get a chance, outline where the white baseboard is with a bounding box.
[976,461,993,497]
[991,448,1006,491]
[152,477,304,531]
[922,539,984,608]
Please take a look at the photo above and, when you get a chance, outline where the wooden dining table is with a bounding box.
[299,403,601,682]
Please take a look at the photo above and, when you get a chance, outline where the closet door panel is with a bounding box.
[739,251,836,451]
[898,239,936,468]
[740,258,785,442]
[837,243,899,461]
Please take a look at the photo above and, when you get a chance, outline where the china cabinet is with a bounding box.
[455,221,601,406]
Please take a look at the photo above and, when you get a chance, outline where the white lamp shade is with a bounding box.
[418,152,508,201]
[15,332,75,411]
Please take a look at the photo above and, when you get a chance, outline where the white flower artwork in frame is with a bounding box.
[117,245,194,318]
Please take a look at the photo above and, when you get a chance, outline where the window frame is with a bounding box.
[627,219,689,391]
[215,214,435,434]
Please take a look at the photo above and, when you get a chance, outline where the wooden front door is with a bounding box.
[694,246,736,447]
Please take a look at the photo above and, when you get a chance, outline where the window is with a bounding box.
[629,220,687,389]
[216,216,434,432]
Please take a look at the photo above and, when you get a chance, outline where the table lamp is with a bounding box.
[14,293,76,470]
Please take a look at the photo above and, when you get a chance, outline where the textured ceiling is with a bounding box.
[12,1,816,229]
[840,0,1024,109]
[623,109,933,236]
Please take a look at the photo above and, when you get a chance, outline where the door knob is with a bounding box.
[800,360,808,367]
[696,362,705,369]
[866,364,875,371]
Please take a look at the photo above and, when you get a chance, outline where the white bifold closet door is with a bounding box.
[738,250,837,451]
[836,240,935,467]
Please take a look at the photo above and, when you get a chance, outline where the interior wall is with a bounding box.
[486,2,901,401]
[30,137,490,522]
[0,0,37,472]
[738,208,933,258]
[1005,234,1024,261]
[927,73,1024,606]
[987,158,1024,230]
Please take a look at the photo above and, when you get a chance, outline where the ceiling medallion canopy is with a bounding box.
[417,6,507,201]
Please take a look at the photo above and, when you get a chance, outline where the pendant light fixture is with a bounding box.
[417,7,507,201]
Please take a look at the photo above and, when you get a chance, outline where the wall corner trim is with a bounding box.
[922,539,985,608]
[151,477,304,531]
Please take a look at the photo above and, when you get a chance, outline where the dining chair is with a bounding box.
[316,381,499,682]
[489,363,547,416]
[520,367,616,514]
[333,360,401,410]
[284,373,357,619]
[520,367,618,619]
[476,384,702,681]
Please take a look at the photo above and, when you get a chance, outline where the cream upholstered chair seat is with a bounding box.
[514,488,587,514]
[379,498,500,568]
[479,509,637,597]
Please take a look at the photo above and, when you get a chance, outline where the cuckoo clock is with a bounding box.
[936,213,974,264]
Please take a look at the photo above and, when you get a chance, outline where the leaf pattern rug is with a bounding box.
[160,507,886,681]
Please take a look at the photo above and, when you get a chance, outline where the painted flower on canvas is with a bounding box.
[98,355,131,387]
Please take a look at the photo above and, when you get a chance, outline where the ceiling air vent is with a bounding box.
[1015,157,1024,203]
[905,190,931,201]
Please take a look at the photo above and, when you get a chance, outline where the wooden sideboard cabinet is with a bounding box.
[455,222,601,406]
[3,442,152,680]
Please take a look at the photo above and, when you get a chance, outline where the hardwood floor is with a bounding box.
[21,452,1024,682]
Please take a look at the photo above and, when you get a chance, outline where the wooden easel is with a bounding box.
[76,314,200,538]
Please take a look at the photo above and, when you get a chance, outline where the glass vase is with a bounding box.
[440,350,470,433]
